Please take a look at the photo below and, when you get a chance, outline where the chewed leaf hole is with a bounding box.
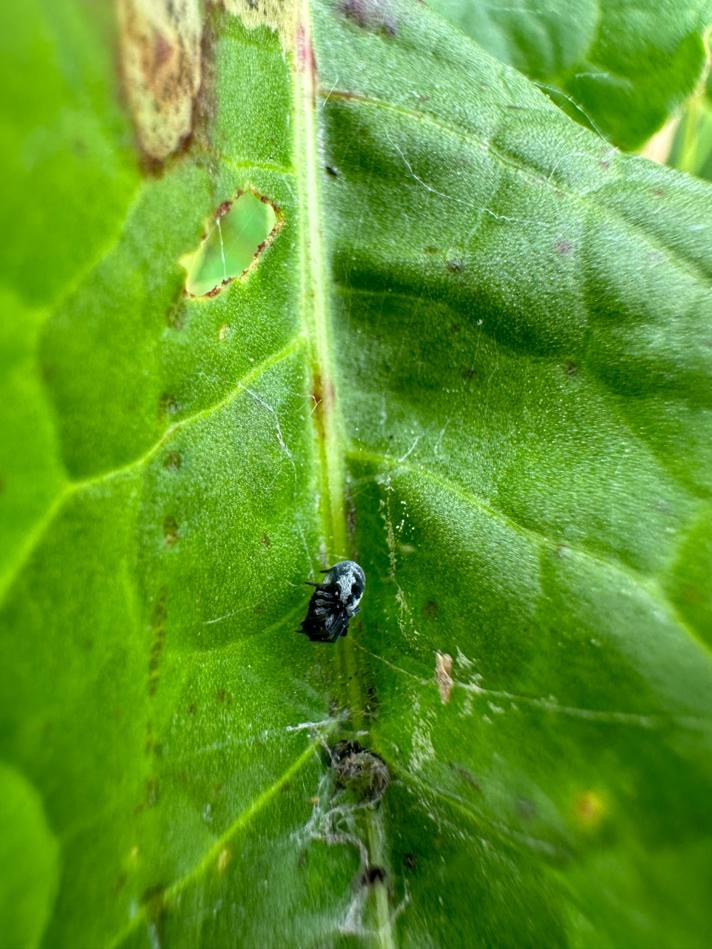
[181,190,280,297]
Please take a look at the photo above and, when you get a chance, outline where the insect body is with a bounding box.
[300,560,366,642]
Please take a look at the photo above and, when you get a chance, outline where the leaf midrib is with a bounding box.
[294,1,395,943]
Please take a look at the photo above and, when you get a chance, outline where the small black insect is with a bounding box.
[300,560,365,642]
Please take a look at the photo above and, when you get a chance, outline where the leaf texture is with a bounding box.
[1,0,711,946]
[428,0,712,149]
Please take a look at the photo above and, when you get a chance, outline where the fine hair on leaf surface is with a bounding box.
[0,0,711,946]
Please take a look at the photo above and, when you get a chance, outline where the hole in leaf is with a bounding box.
[182,190,280,297]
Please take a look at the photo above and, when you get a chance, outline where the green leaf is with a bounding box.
[0,765,59,949]
[427,0,712,150]
[668,70,712,180]
[1,0,712,946]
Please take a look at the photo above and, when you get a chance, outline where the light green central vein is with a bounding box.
[295,0,346,558]
[293,2,395,945]
[293,0,362,720]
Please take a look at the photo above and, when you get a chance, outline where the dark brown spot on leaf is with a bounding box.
[163,516,179,545]
[340,0,397,35]
[148,591,167,696]
[166,301,186,329]
[423,600,439,618]
[163,450,183,470]
[364,684,378,720]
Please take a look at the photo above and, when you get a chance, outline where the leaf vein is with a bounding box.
[321,89,711,286]
[107,742,319,949]
[346,445,711,655]
[0,338,304,607]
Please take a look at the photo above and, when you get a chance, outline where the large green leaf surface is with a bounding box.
[1,0,712,946]
[428,0,712,150]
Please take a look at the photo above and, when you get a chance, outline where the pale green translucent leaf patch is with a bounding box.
[182,191,280,296]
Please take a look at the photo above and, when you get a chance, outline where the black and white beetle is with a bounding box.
[300,561,366,642]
